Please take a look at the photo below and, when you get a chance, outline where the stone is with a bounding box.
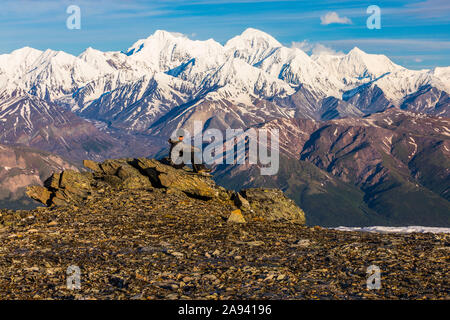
[234,240,264,246]
[43,173,61,190]
[59,170,92,193]
[170,251,185,259]
[134,158,219,198]
[241,188,306,224]
[99,159,127,175]
[233,192,251,211]
[116,164,142,180]
[25,157,305,225]
[227,209,246,223]
[102,175,123,188]
[122,176,152,190]
[83,160,102,173]
[117,164,152,189]
[26,186,52,205]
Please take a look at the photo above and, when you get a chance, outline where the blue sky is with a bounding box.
[0,0,449,69]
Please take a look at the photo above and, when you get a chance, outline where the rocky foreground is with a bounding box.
[0,159,448,299]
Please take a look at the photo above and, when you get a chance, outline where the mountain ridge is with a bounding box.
[0,28,449,226]
[1,28,448,122]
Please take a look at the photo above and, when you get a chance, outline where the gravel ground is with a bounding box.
[0,187,449,300]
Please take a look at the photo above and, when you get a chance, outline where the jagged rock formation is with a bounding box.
[27,158,305,224]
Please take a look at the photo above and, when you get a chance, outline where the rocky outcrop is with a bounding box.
[26,158,306,225]
[240,188,306,224]
[132,158,219,199]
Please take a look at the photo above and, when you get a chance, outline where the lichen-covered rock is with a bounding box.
[117,164,152,190]
[59,170,92,194]
[43,172,61,190]
[26,186,52,205]
[232,192,251,211]
[228,209,246,223]
[134,158,218,199]
[102,175,123,188]
[83,160,102,173]
[241,188,306,224]
[99,159,131,176]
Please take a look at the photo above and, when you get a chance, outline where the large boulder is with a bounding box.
[26,186,52,206]
[133,158,219,199]
[27,158,221,206]
[83,160,101,173]
[240,188,306,224]
[31,170,94,206]
[116,164,152,189]
[59,170,92,195]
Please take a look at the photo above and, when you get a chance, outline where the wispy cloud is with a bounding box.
[292,40,344,55]
[320,11,352,25]
[404,0,450,19]
[325,39,450,50]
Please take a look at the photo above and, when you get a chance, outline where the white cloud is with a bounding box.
[320,11,352,25]
[291,41,344,56]
[414,58,423,62]
[168,32,188,38]
[311,44,344,55]
[291,40,313,52]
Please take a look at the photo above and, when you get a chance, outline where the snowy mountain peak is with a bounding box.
[38,48,76,62]
[0,28,449,124]
[348,46,365,55]
[125,30,184,54]
[225,28,281,50]
[311,45,404,88]
[82,47,101,54]
[225,28,282,66]
[10,46,43,57]
[0,47,43,77]
[241,28,281,44]
[346,46,401,71]
[152,30,187,39]
[122,30,225,73]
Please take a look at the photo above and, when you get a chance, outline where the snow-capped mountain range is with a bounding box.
[0,28,449,140]
[1,28,449,225]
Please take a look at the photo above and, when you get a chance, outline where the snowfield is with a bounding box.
[334,226,450,234]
